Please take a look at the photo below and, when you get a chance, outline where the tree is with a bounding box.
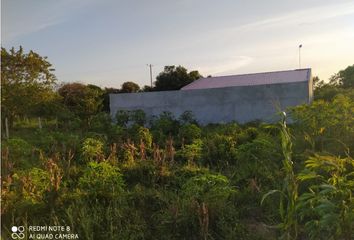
[312,76,324,89]
[155,65,202,91]
[102,87,120,112]
[141,85,154,92]
[1,46,57,126]
[58,83,104,127]
[329,64,354,88]
[121,81,140,93]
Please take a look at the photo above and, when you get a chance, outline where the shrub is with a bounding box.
[2,138,33,167]
[78,162,124,197]
[6,168,50,208]
[179,139,203,165]
[89,112,112,133]
[182,173,236,239]
[151,111,179,136]
[121,160,158,187]
[130,109,146,126]
[291,93,354,156]
[129,125,153,148]
[178,111,198,125]
[81,138,104,162]
[202,133,237,169]
[178,124,201,145]
[297,155,354,240]
[234,134,281,186]
[115,110,130,127]
[182,173,236,205]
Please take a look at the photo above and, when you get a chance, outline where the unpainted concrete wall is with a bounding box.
[110,81,311,124]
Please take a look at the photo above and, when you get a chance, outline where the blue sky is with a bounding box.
[2,0,354,88]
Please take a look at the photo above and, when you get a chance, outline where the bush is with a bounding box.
[234,134,281,187]
[182,173,236,205]
[178,124,201,145]
[2,168,50,214]
[115,110,130,127]
[81,138,105,162]
[121,160,158,187]
[297,155,354,239]
[78,162,125,197]
[181,173,237,239]
[202,133,237,169]
[129,125,153,148]
[89,112,112,133]
[178,139,203,165]
[130,109,146,126]
[2,138,33,167]
[291,93,354,156]
[178,111,198,125]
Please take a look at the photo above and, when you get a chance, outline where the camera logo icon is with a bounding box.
[11,226,25,239]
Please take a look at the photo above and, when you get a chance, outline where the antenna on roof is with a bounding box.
[298,44,302,69]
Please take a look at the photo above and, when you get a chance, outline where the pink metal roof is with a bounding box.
[181,69,311,90]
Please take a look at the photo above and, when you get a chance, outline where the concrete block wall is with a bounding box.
[110,81,311,124]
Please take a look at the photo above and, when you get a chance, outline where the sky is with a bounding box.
[2,0,354,88]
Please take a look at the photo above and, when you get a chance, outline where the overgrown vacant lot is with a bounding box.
[2,91,353,239]
[1,48,354,239]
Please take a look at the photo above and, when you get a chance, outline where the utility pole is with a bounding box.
[147,64,153,87]
[299,44,302,69]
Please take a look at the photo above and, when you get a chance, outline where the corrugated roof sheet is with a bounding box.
[181,68,311,90]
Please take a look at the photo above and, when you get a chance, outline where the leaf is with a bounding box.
[261,189,284,205]
[297,170,322,181]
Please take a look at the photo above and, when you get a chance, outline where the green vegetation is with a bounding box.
[1,47,353,239]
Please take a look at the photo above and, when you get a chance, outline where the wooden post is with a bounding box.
[38,117,42,130]
[5,117,9,139]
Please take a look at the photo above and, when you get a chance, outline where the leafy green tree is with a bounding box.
[141,85,154,92]
[1,47,57,126]
[58,83,104,127]
[102,87,120,112]
[329,64,354,88]
[121,81,140,93]
[155,65,202,91]
[291,92,354,156]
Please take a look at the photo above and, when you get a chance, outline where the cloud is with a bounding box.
[2,0,98,43]
[231,1,354,32]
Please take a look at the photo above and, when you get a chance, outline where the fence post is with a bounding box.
[38,117,42,130]
[5,117,9,139]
